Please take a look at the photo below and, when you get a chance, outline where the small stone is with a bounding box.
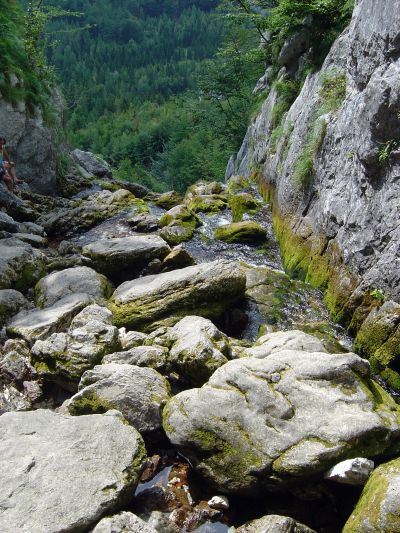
[324,457,375,485]
[208,495,230,510]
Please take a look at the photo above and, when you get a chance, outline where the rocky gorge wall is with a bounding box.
[227,0,400,386]
[0,89,63,195]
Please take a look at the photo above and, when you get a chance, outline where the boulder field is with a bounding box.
[0,94,399,533]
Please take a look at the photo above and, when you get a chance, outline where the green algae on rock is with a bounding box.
[108,260,246,331]
[214,221,267,244]
[186,194,227,214]
[343,457,400,533]
[228,193,259,223]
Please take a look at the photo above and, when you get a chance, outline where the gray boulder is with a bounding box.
[160,316,230,386]
[109,260,246,331]
[236,515,316,533]
[0,289,29,325]
[12,232,48,248]
[103,346,169,373]
[244,330,327,358]
[0,409,146,533]
[163,350,400,493]
[68,363,170,437]
[119,328,148,349]
[38,189,144,236]
[0,211,19,232]
[31,305,120,390]
[71,149,112,177]
[82,235,170,282]
[343,457,400,533]
[324,457,374,486]
[35,266,113,308]
[7,293,91,344]
[0,238,46,292]
[0,339,36,384]
[93,512,157,533]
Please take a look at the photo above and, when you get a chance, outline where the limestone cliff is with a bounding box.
[0,88,63,195]
[227,0,400,381]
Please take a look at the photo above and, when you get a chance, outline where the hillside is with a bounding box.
[46,0,262,192]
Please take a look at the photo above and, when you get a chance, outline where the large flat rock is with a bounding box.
[6,293,91,344]
[0,409,146,533]
[82,235,171,282]
[163,349,400,493]
[109,260,246,331]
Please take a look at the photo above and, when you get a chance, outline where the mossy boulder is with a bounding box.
[214,221,266,244]
[108,260,246,331]
[187,194,227,214]
[31,305,120,390]
[159,204,201,229]
[159,222,195,246]
[354,301,400,391]
[38,189,148,236]
[343,457,400,533]
[226,175,252,194]
[228,193,259,223]
[0,290,29,326]
[0,238,46,293]
[154,190,183,209]
[68,363,171,439]
[163,349,400,494]
[187,181,224,196]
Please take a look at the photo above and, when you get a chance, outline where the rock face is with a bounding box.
[35,266,113,307]
[0,93,61,194]
[82,235,170,282]
[31,305,120,389]
[163,349,400,493]
[0,409,146,533]
[244,330,327,358]
[109,260,247,331]
[68,363,171,437]
[227,0,400,362]
[343,457,400,533]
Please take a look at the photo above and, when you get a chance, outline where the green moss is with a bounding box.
[187,195,227,214]
[159,223,195,246]
[343,460,400,533]
[214,221,266,243]
[228,193,259,223]
[226,175,252,194]
[123,435,147,488]
[68,389,113,416]
[154,191,183,209]
[159,206,200,229]
[15,260,46,293]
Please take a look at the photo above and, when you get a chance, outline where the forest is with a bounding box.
[45,0,263,192]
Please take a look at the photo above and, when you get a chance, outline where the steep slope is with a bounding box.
[227,0,400,386]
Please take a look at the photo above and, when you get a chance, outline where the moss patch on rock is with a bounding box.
[187,195,227,214]
[228,193,259,223]
[214,221,266,244]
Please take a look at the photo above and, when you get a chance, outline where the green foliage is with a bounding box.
[370,289,385,303]
[267,0,354,66]
[271,78,300,129]
[378,140,400,166]
[318,70,347,114]
[0,0,74,114]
